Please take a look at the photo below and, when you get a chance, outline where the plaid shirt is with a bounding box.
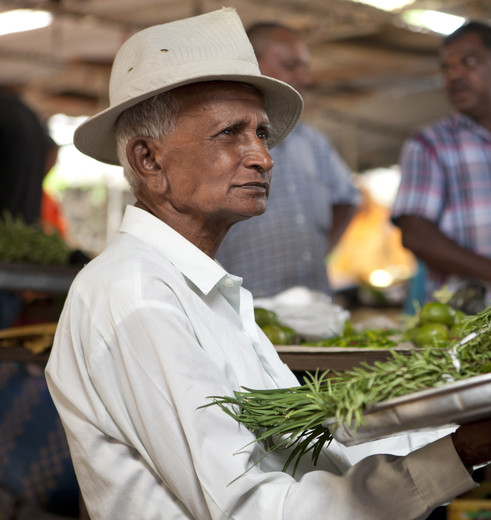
[217,122,359,298]
[392,112,491,301]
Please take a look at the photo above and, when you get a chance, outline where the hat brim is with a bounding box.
[74,74,303,166]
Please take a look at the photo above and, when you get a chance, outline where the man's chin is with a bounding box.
[457,105,482,122]
[230,205,268,225]
[449,95,478,116]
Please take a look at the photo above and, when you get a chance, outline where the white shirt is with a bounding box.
[46,205,475,520]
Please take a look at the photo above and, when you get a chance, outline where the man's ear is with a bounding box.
[127,136,167,191]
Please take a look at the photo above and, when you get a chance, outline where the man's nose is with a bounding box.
[290,66,311,94]
[296,66,311,91]
[444,62,467,80]
[244,137,274,173]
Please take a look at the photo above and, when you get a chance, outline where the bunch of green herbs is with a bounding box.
[0,212,70,265]
[303,327,400,348]
[208,306,491,473]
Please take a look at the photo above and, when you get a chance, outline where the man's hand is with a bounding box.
[452,419,491,469]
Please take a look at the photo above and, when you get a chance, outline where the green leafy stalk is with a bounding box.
[303,328,400,348]
[207,306,491,473]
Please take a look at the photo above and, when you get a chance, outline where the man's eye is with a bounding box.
[441,54,480,73]
[221,125,239,136]
[257,128,270,140]
[463,55,478,68]
[281,60,300,72]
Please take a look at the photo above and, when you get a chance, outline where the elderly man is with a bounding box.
[46,8,490,520]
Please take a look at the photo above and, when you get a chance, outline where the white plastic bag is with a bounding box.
[254,286,350,339]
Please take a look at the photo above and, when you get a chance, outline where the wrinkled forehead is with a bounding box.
[170,81,269,128]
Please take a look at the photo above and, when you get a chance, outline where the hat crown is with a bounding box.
[73,7,303,165]
[109,8,260,107]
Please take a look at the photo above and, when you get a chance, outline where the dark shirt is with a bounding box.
[0,89,52,225]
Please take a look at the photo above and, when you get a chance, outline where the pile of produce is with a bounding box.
[254,305,399,348]
[208,305,491,473]
[407,301,468,347]
[0,212,71,265]
[255,299,480,349]
[293,301,477,349]
[304,324,400,348]
[255,280,490,350]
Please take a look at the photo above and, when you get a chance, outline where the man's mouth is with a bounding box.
[449,81,471,99]
[238,182,269,191]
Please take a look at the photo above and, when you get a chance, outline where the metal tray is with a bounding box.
[324,373,491,446]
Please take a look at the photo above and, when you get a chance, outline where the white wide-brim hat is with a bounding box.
[74,7,304,166]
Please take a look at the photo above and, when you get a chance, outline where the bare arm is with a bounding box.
[452,419,491,470]
[395,215,491,283]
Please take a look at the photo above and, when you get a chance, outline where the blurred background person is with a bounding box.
[0,88,57,329]
[217,22,360,298]
[392,20,491,307]
[0,88,79,519]
[0,87,53,226]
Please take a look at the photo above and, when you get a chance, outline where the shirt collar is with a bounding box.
[119,205,234,295]
[452,111,491,140]
[452,111,476,128]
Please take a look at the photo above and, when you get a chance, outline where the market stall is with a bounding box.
[1,294,490,518]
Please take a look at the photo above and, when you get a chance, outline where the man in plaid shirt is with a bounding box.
[392,20,491,305]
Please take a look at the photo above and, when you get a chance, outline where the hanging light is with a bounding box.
[351,0,415,12]
[400,10,465,35]
[0,9,53,37]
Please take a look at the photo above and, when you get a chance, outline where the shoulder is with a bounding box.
[409,114,461,148]
[399,115,460,166]
[293,121,332,144]
[69,233,182,314]
[281,121,338,161]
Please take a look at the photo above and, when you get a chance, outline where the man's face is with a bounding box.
[149,82,274,231]
[441,32,491,120]
[257,28,311,94]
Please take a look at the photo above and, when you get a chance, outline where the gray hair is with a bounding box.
[115,90,181,190]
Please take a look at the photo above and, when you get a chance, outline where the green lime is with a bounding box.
[412,322,449,347]
[254,307,280,328]
[408,326,422,344]
[262,324,290,345]
[419,302,455,327]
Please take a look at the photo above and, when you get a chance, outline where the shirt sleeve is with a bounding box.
[82,299,475,518]
[286,435,475,520]
[47,271,476,520]
[392,134,446,224]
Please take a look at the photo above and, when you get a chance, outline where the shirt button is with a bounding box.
[222,278,235,288]
[295,214,306,225]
